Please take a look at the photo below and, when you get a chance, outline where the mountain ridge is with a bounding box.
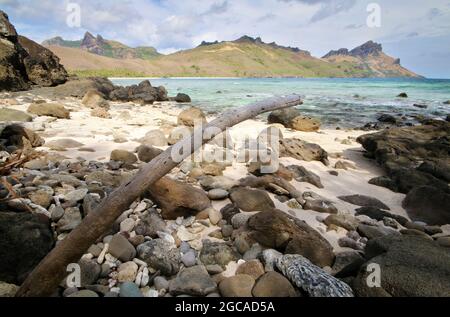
[43,33,421,78]
[43,32,161,60]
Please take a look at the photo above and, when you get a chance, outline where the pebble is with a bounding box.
[207,207,222,225]
[119,282,143,297]
[134,201,148,213]
[64,188,88,202]
[221,224,233,238]
[154,276,169,291]
[97,243,109,264]
[177,226,200,242]
[117,262,139,283]
[208,189,229,200]
[68,290,99,297]
[120,218,136,232]
[181,250,197,267]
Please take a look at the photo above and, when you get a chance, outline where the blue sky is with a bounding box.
[1,0,450,78]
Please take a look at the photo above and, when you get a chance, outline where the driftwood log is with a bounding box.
[16,95,303,297]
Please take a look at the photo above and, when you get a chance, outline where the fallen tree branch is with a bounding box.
[16,94,303,297]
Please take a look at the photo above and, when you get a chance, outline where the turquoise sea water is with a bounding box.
[111,78,450,128]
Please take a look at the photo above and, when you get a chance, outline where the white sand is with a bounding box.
[5,96,409,253]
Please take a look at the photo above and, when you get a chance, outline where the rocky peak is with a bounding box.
[323,41,383,59]
[81,32,106,55]
[322,48,349,59]
[349,41,382,57]
[198,40,220,47]
[235,35,264,44]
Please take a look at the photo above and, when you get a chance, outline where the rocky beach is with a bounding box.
[1,9,450,298]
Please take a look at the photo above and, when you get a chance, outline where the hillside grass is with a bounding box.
[69,69,152,78]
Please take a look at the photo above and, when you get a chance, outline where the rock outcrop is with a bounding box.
[357,121,450,225]
[353,235,450,297]
[0,10,68,91]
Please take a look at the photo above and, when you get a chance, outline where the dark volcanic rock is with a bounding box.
[18,35,68,87]
[0,11,30,91]
[402,186,450,226]
[355,206,408,226]
[248,209,335,267]
[0,212,54,284]
[229,187,275,212]
[146,176,211,220]
[0,11,67,91]
[279,138,329,165]
[0,124,45,149]
[357,121,450,195]
[353,235,450,297]
[338,194,390,210]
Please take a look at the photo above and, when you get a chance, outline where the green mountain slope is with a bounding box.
[45,35,420,78]
[42,32,160,60]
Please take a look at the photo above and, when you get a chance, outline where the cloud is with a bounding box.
[279,0,357,22]
[202,1,229,15]
[1,0,450,77]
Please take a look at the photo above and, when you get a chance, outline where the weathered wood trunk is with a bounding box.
[16,95,303,297]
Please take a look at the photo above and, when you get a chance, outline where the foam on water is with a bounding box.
[111,78,450,128]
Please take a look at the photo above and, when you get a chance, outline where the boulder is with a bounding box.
[110,149,137,165]
[138,129,168,147]
[279,138,328,165]
[252,271,298,297]
[27,102,70,119]
[137,239,181,276]
[0,11,30,91]
[173,93,191,103]
[355,206,408,226]
[108,234,136,262]
[229,187,275,212]
[136,145,163,163]
[268,108,320,132]
[0,11,67,91]
[177,107,207,127]
[199,240,240,268]
[146,176,211,220]
[169,265,217,296]
[0,212,54,284]
[219,275,255,297]
[338,194,390,210]
[324,214,360,231]
[17,35,68,87]
[248,209,335,267]
[353,235,450,297]
[287,165,323,188]
[276,254,354,297]
[134,209,167,238]
[90,107,111,119]
[0,124,44,148]
[82,89,109,109]
[0,109,32,122]
[402,186,450,226]
[357,121,450,195]
[236,260,265,280]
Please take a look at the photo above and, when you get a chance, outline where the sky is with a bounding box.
[1,0,450,78]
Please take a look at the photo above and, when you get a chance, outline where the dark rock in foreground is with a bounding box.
[276,254,354,297]
[402,186,450,226]
[248,209,335,267]
[353,235,450,297]
[0,212,54,284]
